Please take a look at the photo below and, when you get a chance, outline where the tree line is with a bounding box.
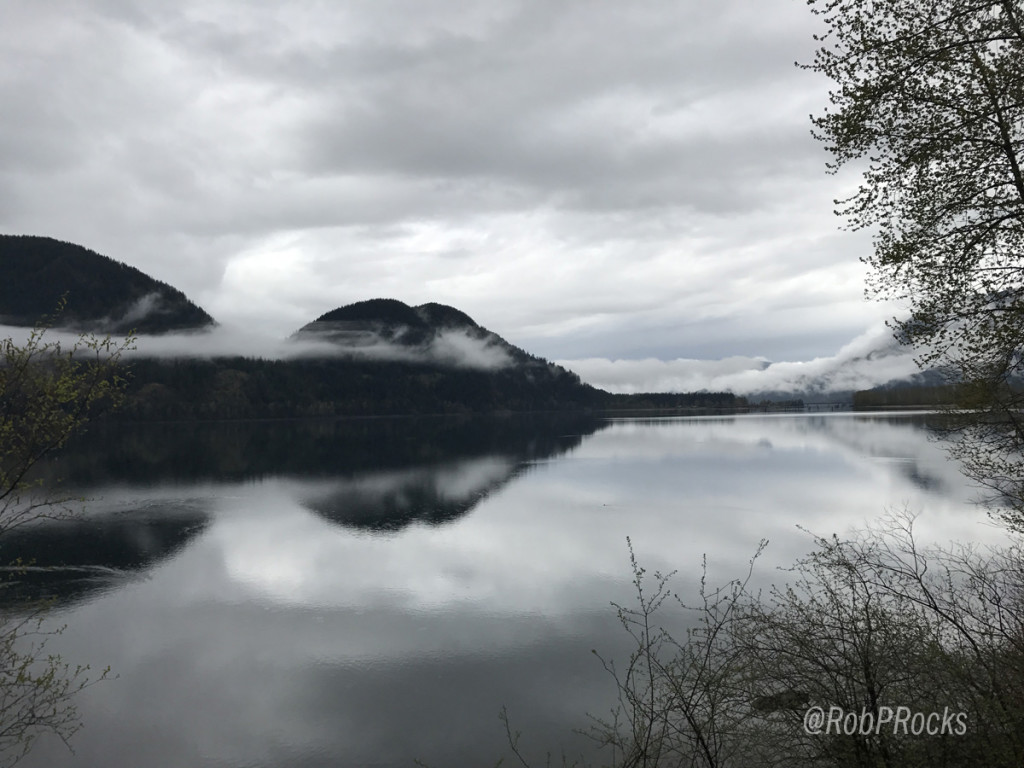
[112,356,743,420]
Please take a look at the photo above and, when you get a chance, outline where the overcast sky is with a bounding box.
[1,1,908,389]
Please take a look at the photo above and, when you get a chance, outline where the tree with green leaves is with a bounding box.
[804,0,1024,517]
[1,324,132,535]
[0,318,131,765]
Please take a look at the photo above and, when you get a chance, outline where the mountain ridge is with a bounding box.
[293,297,540,370]
[0,235,744,418]
[0,235,215,334]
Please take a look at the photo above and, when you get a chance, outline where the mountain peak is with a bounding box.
[314,298,426,327]
[414,303,479,329]
[293,298,535,370]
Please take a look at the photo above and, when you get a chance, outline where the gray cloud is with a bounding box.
[0,0,899,385]
[560,322,922,395]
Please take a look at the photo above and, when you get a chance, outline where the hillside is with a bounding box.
[292,298,540,368]
[114,299,743,420]
[76,296,609,418]
[0,236,745,418]
[0,234,215,333]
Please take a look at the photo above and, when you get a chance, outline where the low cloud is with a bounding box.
[1,320,923,390]
[104,291,166,328]
[290,325,514,369]
[115,290,164,323]
[428,330,513,369]
[558,322,923,395]
[0,323,513,370]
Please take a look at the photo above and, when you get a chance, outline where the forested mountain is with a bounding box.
[0,236,745,418]
[292,298,560,367]
[116,297,742,419]
[0,234,215,333]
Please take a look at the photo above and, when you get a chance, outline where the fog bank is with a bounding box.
[558,323,921,395]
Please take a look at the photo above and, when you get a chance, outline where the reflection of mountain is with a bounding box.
[302,458,522,532]
[800,414,952,494]
[0,502,209,608]
[31,414,606,535]
[885,458,944,493]
[41,412,609,489]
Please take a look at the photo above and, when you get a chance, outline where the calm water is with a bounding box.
[1,412,1004,767]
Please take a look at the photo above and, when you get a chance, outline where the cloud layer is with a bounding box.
[0,0,898,368]
[0,322,514,371]
[560,322,922,395]
[0,313,920,390]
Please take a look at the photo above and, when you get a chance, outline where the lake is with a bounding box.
[1,412,1005,767]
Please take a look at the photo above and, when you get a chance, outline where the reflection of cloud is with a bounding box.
[581,415,956,494]
[14,415,1009,768]
[432,457,516,499]
[196,414,999,617]
[300,457,517,531]
[560,322,921,394]
[21,415,998,625]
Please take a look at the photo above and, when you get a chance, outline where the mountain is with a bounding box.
[113,297,742,419]
[0,234,215,333]
[291,297,536,368]
[118,296,608,419]
[0,235,744,418]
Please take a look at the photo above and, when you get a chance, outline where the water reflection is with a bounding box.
[0,501,209,608]
[301,457,522,531]
[6,413,606,604]
[7,412,1006,768]
[44,411,606,487]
